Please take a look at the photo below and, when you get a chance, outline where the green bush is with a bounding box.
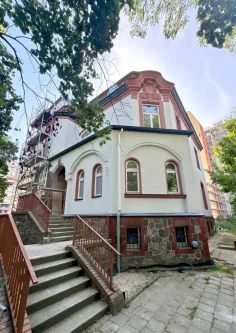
[215,215,236,231]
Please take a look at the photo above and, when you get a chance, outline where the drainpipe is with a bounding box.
[117,128,123,273]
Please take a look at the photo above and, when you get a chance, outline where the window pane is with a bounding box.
[127,171,138,192]
[166,163,176,170]
[79,179,84,198]
[144,114,151,127]
[167,173,178,192]
[143,105,158,113]
[96,175,102,195]
[152,115,160,128]
[96,166,102,175]
[127,228,140,250]
[127,161,137,169]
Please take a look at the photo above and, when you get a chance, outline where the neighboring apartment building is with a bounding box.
[188,112,232,217]
[0,161,18,214]
[17,70,213,269]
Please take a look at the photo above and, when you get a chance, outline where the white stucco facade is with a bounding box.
[48,70,212,218]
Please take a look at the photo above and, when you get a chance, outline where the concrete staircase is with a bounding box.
[27,250,108,333]
[49,216,74,242]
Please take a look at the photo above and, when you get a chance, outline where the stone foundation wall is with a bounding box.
[64,216,109,237]
[115,216,211,270]
[12,213,43,245]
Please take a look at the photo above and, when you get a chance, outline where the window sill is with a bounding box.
[124,193,186,199]
[75,198,83,201]
[91,195,102,198]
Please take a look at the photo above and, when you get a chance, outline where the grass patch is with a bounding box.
[204,276,210,284]
[217,229,236,234]
[189,305,198,320]
[187,270,195,277]
[189,284,193,289]
[209,265,234,276]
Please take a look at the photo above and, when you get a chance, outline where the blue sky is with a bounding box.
[9,10,236,149]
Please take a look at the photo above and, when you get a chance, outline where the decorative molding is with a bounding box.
[138,79,162,103]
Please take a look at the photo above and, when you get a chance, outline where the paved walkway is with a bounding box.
[209,232,236,268]
[86,271,236,333]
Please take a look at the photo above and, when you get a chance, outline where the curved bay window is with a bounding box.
[126,160,140,193]
[166,162,179,193]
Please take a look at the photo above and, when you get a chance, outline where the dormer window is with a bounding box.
[143,105,160,128]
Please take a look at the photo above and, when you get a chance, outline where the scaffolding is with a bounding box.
[13,97,69,210]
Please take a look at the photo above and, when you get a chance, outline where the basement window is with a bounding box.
[127,228,141,250]
[175,226,189,248]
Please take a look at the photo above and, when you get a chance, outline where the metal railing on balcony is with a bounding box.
[0,214,38,333]
[17,193,51,233]
[73,215,120,291]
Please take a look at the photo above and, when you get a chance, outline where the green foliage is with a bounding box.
[0,136,18,200]
[209,265,234,276]
[215,214,236,231]
[124,0,236,51]
[0,0,135,134]
[197,0,236,51]
[188,305,198,320]
[209,117,236,214]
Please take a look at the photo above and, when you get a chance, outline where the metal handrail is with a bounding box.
[73,215,120,290]
[0,214,38,333]
[17,193,51,233]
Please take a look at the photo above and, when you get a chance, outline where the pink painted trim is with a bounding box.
[125,157,142,194]
[159,101,166,129]
[91,164,102,198]
[200,182,208,210]
[176,115,182,130]
[75,169,84,200]
[138,100,144,126]
[165,159,183,194]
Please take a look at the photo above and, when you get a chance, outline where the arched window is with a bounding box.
[165,162,179,193]
[75,170,84,200]
[126,160,140,193]
[200,182,208,210]
[92,165,102,197]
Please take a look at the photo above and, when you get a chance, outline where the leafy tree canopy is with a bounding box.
[124,0,236,52]
[210,117,236,214]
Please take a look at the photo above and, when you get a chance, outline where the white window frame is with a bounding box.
[166,163,180,194]
[143,104,160,129]
[78,171,84,199]
[94,166,102,196]
[126,160,140,193]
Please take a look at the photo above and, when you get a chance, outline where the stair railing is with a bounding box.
[73,215,120,291]
[17,193,51,233]
[0,214,38,333]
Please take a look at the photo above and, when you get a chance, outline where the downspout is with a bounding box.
[117,128,123,273]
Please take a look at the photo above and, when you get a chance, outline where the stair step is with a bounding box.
[27,276,90,314]
[50,235,73,242]
[50,231,73,237]
[29,288,99,332]
[30,266,82,294]
[50,227,74,231]
[33,257,77,277]
[49,223,72,228]
[30,251,70,266]
[42,300,108,333]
